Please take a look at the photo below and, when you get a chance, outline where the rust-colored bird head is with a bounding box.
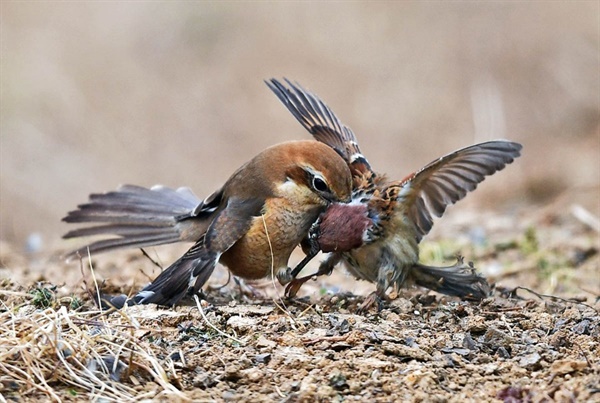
[246,140,353,207]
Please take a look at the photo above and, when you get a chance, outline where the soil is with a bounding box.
[1,208,599,402]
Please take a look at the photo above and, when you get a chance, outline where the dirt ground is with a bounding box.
[1,206,598,402]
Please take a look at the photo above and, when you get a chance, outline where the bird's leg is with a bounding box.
[356,289,388,314]
[277,219,322,285]
[276,248,319,285]
[285,253,340,298]
[233,277,265,299]
[357,258,397,313]
[357,274,392,314]
[290,243,320,279]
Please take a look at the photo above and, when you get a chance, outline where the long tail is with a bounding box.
[409,257,491,300]
[62,185,202,260]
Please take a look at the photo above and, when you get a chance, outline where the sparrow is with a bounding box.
[63,140,352,306]
[266,79,522,310]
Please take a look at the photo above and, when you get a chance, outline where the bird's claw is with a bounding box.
[285,273,322,298]
[357,291,386,314]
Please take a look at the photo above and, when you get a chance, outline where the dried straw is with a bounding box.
[0,293,189,402]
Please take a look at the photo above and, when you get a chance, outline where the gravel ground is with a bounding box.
[1,208,598,402]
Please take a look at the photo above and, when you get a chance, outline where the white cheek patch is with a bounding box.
[278,178,299,193]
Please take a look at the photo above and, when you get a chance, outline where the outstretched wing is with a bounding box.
[389,140,522,241]
[266,78,372,176]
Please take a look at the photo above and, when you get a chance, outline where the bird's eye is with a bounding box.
[312,176,329,193]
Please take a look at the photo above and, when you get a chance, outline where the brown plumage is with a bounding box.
[267,79,522,311]
[63,140,352,306]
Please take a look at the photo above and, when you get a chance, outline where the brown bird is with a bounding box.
[63,140,352,306]
[266,79,522,310]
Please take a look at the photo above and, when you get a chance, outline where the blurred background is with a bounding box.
[2,2,598,256]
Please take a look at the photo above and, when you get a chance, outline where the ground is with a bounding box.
[1,208,598,402]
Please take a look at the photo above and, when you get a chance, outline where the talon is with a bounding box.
[357,292,386,314]
[285,280,304,298]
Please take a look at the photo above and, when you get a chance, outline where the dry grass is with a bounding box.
[0,287,188,402]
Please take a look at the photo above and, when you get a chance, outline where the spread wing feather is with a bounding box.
[391,140,522,241]
[266,78,372,175]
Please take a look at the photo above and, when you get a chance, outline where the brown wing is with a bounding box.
[134,196,264,306]
[266,78,372,176]
[390,140,522,241]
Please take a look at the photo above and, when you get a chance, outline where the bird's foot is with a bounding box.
[284,275,314,298]
[357,291,386,314]
[233,277,265,299]
[284,264,335,298]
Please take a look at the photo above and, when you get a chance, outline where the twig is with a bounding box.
[193,295,244,345]
[512,286,599,313]
[0,290,33,298]
[570,204,600,233]
[140,248,164,270]
[78,254,99,308]
[262,214,298,328]
[274,384,286,398]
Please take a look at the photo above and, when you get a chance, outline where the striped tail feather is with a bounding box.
[62,185,202,260]
[409,258,491,301]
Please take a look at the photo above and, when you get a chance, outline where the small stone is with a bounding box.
[255,335,277,348]
[483,327,515,349]
[331,343,352,351]
[496,346,511,358]
[226,315,257,332]
[550,359,587,375]
[242,368,262,382]
[518,352,541,370]
[441,347,470,356]
[572,319,591,335]
[382,341,431,361]
[465,315,488,333]
[389,297,413,314]
[254,353,271,364]
[329,373,348,391]
[462,333,477,350]
[562,307,582,321]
